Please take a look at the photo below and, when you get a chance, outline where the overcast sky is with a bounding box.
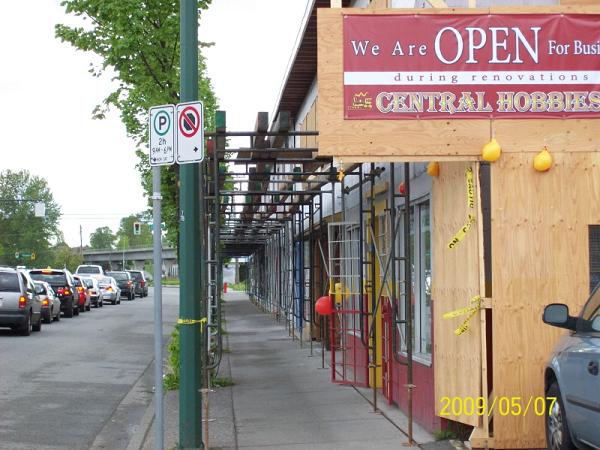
[0,0,310,247]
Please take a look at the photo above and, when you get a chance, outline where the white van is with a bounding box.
[75,265,104,277]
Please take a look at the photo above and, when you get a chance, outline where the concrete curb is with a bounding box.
[126,397,156,450]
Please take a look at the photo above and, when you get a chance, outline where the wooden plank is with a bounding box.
[432,161,482,427]
[317,7,600,161]
[269,111,291,149]
[490,152,600,448]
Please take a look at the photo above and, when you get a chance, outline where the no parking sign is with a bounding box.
[176,101,204,164]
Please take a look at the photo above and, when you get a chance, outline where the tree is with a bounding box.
[0,170,61,267]
[55,0,218,248]
[89,226,116,249]
[51,242,83,272]
[116,213,153,249]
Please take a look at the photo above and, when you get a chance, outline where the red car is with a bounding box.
[72,275,91,312]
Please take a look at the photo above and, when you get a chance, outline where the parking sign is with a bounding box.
[149,105,175,166]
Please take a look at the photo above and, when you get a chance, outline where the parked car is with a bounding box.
[72,275,91,312]
[106,271,135,300]
[98,277,121,305]
[543,286,600,450]
[75,264,104,277]
[34,281,61,323]
[82,277,103,308]
[127,270,148,298]
[0,267,43,335]
[29,268,80,317]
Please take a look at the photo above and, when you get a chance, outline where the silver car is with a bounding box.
[99,277,121,305]
[0,267,43,335]
[543,286,600,450]
[34,281,61,323]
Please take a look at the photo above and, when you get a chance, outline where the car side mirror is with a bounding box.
[543,303,577,331]
[34,285,44,295]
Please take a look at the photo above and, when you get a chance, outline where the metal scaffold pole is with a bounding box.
[179,0,203,447]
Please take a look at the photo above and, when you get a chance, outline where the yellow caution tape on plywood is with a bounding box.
[177,317,208,332]
[447,167,476,249]
[443,295,482,336]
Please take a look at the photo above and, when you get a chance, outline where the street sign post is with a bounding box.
[176,101,204,164]
[149,105,176,166]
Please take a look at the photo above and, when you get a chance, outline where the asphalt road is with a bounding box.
[0,287,179,450]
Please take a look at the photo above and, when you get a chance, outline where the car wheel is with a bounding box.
[65,302,74,318]
[546,381,576,450]
[100,300,103,308]
[74,305,79,316]
[54,308,60,322]
[32,315,42,332]
[19,312,31,336]
[87,303,91,311]
[111,299,116,305]
[129,292,134,301]
[43,310,51,324]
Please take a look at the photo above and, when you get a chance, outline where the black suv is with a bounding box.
[127,270,148,298]
[29,268,80,317]
[106,271,135,300]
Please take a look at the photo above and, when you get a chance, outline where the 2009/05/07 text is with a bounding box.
[439,396,557,417]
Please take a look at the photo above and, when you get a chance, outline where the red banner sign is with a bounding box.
[343,14,600,119]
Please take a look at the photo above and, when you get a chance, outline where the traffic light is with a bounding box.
[133,222,141,235]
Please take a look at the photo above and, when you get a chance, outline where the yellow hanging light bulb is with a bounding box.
[482,138,501,162]
[533,146,553,172]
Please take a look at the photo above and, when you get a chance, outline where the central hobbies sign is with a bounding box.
[343,14,600,119]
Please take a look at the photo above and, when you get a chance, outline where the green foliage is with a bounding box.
[228,281,246,291]
[56,0,218,248]
[0,170,61,267]
[116,213,153,249]
[164,324,181,390]
[51,242,83,272]
[89,226,116,249]
[434,429,457,441]
[211,376,234,388]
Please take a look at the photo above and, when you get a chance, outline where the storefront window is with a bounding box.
[397,199,432,362]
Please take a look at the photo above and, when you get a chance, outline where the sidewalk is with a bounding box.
[138,292,440,449]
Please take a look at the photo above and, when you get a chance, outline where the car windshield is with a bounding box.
[30,272,67,286]
[34,282,47,294]
[78,266,101,274]
[73,278,82,287]
[0,272,20,292]
[99,278,112,286]
[108,272,128,281]
[129,272,143,280]
[83,279,94,288]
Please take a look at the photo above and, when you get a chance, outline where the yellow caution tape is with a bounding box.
[466,167,475,209]
[447,214,476,249]
[177,317,208,332]
[447,167,476,249]
[443,296,482,336]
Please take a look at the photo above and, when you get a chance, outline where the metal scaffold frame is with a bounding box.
[201,110,416,444]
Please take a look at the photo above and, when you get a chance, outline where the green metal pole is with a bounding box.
[179,0,203,448]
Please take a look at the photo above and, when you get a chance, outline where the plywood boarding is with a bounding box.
[490,151,600,448]
[317,7,600,161]
[432,161,482,427]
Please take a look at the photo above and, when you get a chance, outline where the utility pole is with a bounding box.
[179,0,203,448]
[80,225,83,257]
